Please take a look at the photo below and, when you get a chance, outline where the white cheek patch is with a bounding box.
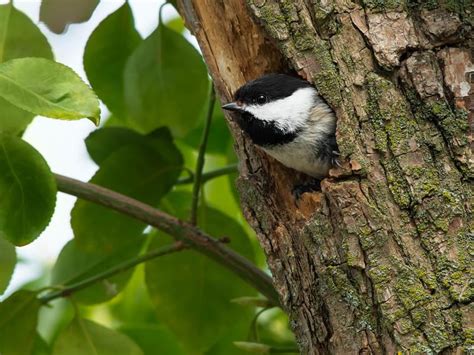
[244,87,317,132]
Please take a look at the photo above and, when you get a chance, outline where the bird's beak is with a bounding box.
[222,102,243,112]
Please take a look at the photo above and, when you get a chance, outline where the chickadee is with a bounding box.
[222,74,338,179]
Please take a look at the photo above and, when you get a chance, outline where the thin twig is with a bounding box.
[190,85,216,225]
[176,163,238,185]
[54,174,280,306]
[39,242,186,304]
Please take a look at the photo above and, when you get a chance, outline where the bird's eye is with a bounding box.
[255,95,267,105]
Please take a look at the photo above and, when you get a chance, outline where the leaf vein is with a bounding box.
[0,138,26,240]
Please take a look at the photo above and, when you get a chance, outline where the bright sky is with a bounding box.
[2,0,184,298]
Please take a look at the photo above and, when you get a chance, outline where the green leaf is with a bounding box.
[120,325,185,355]
[84,3,141,119]
[165,16,185,34]
[146,191,256,353]
[0,58,100,125]
[106,265,156,323]
[37,298,74,346]
[32,333,51,355]
[0,4,53,63]
[103,114,129,129]
[233,341,271,353]
[51,238,145,304]
[207,322,266,355]
[181,100,233,155]
[40,0,99,34]
[124,23,209,137]
[52,317,143,355]
[85,127,145,165]
[0,4,53,135]
[72,128,183,251]
[226,141,241,204]
[251,309,296,349]
[0,134,56,245]
[231,296,273,308]
[0,237,16,294]
[0,99,34,136]
[0,290,41,355]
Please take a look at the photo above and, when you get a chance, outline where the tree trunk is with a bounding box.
[177,1,473,353]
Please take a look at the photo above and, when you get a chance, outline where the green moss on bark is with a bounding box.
[241,1,473,352]
[322,265,376,331]
[368,264,392,285]
[310,43,343,108]
[311,2,338,38]
[249,1,288,40]
[404,84,471,179]
[362,0,405,11]
[407,0,474,21]
[366,74,416,208]
[395,267,432,310]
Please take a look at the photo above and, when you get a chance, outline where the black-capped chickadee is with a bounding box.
[222,74,338,179]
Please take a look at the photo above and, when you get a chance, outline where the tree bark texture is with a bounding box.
[177,1,473,353]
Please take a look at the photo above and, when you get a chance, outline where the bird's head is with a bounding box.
[222,74,318,133]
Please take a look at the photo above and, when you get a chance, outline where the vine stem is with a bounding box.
[39,242,186,303]
[54,174,280,306]
[190,85,216,225]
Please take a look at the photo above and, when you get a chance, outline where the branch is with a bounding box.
[39,242,186,303]
[190,85,216,225]
[176,164,238,185]
[54,174,280,306]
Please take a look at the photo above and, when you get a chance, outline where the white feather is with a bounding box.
[243,87,317,132]
[263,103,336,178]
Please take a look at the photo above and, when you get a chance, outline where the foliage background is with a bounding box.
[0,1,295,354]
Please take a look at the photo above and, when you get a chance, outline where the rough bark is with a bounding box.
[177,0,473,353]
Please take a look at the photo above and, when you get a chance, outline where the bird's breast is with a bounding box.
[263,138,331,178]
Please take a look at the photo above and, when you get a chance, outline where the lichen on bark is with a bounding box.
[178,0,473,353]
[247,0,473,352]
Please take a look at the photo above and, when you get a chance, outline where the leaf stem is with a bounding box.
[39,242,186,304]
[177,163,238,185]
[249,307,270,342]
[190,85,215,225]
[54,174,280,306]
[158,2,167,23]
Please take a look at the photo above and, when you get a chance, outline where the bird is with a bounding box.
[222,73,338,186]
